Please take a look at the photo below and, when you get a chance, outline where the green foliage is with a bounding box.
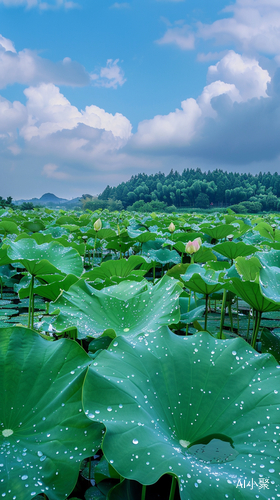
[0,326,103,499]
[97,168,280,212]
[1,206,280,499]
[83,330,280,499]
[50,276,182,339]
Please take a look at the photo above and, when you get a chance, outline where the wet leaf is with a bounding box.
[51,276,182,339]
[83,330,280,499]
[0,326,104,500]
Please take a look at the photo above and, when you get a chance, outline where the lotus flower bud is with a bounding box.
[94,218,102,232]
[168,222,175,233]
[185,237,202,254]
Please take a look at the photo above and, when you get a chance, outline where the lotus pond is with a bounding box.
[0,207,279,500]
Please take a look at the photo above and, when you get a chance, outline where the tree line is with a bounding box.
[82,168,280,213]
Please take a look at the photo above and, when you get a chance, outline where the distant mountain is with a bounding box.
[14,193,82,208]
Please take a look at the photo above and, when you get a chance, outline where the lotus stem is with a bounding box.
[141,484,147,500]
[28,275,35,329]
[204,294,209,331]
[219,288,227,339]
[236,297,239,332]
[88,457,91,481]
[169,476,177,500]
[186,293,191,335]
[93,233,97,267]
[153,263,155,285]
[0,279,2,300]
[251,310,262,349]
[228,301,233,332]
[246,309,251,341]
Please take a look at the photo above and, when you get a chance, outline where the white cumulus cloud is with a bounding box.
[0,34,90,88]
[19,83,132,142]
[91,59,126,89]
[131,52,271,150]
[198,0,280,56]
[207,51,271,100]
[131,98,202,149]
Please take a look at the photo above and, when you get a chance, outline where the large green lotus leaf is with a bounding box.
[206,261,230,271]
[127,229,157,243]
[50,276,182,339]
[16,233,86,257]
[18,273,79,301]
[55,237,85,256]
[83,330,280,499]
[22,219,46,232]
[142,239,166,252]
[7,239,83,277]
[253,222,276,242]
[0,265,17,281]
[166,263,189,280]
[145,248,181,265]
[86,228,116,240]
[235,256,262,282]
[0,246,12,266]
[43,226,69,238]
[202,224,236,240]
[259,265,280,304]
[226,277,280,312]
[16,232,54,244]
[105,240,133,254]
[181,264,225,295]
[60,224,81,232]
[193,246,216,263]
[0,221,19,235]
[173,232,204,243]
[213,242,257,260]
[82,256,146,281]
[0,326,104,500]
[256,249,280,268]
[56,215,78,225]
[260,328,280,362]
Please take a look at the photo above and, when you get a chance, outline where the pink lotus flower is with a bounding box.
[185,237,202,254]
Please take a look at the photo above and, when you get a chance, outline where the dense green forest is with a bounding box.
[4,169,280,214]
[82,168,280,213]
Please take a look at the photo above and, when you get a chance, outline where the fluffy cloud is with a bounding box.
[130,51,272,151]
[156,24,195,50]
[0,35,127,90]
[207,51,271,100]
[131,98,201,149]
[18,83,132,144]
[0,82,133,197]
[0,0,79,9]
[0,96,26,134]
[198,0,280,57]
[0,35,90,88]
[91,59,126,89]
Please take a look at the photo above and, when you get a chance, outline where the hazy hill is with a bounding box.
[14,193,82,208]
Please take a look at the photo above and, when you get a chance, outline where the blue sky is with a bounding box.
[1,0,280,200]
